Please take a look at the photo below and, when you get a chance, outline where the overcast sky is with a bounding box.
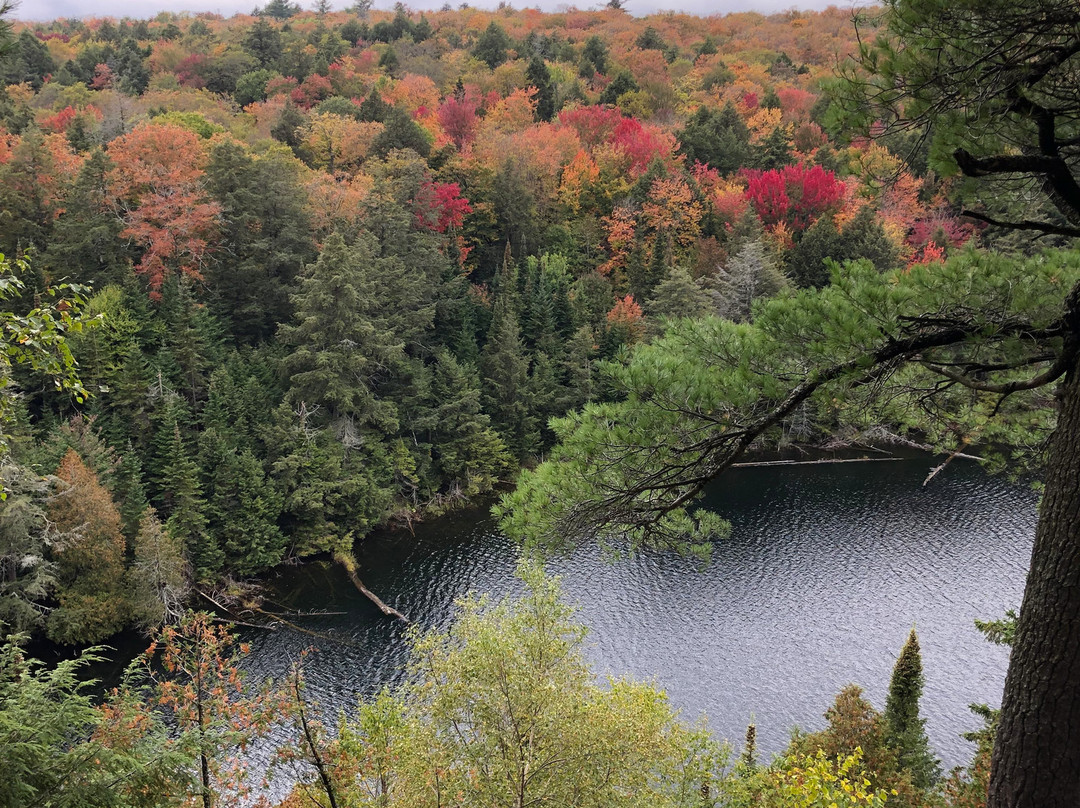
[21,0,858,25]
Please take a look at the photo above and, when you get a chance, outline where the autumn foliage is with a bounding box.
[107,123,220,299]
[743,164,845,232]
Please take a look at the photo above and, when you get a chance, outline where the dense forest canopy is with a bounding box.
[0,1,943,643]
[0,1,1073,806]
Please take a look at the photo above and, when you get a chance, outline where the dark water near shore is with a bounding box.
[235,456,1034,770]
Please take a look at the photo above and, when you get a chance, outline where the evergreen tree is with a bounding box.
[271,101,306,150]
[267,402,392,556]
[261,0,301,19]
[282,232,403,430]
[427,349,512,497]
[580,34,608,75]
[2,31,56,89]
[598,71,638,106]
[884,629,941,790]
[245,17,284,67]
[526,55,555,121]
[786,208,900,289]
[126,508,188,630]
[473,21,510,69]
[646,266,712,321]
[705,240,786,322]
[157,277,225,407]
[199,431,286,576]
[205,140,315,343]
[150,398,217,579]
[0,465,56,633]
[42,149,130,288]
[0,129,60,254]
[356,88,391,122]
[378,45,399,75]
[563,325,597,411]
[46,449,129,644]
[754,124,793,170]
[677,103,753,175]
[492,160,539,258]
[481,295,532,457]
[371,108,431,158]
[113,442,150,542]
[112,39,150,95]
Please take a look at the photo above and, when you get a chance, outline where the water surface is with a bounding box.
[243,457,1035,769]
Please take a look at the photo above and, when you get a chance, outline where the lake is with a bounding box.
[236,455,1034,771]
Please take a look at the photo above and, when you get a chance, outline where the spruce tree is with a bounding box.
[41,150,129,287]
[646,266,712,321]
[205,140,315,344]
[281,232,405,431]
[706,240,786,322]
[481,295,532,458]
[884,629,941,790]
[526,55,555,121]
[199,431,286,576]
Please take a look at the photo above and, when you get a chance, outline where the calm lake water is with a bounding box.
[234,456,1035,770]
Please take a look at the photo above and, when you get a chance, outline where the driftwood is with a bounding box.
[335,553,410,623]
[196,588,276,630]
[923,449,985,486]
[730,457,904,468]
[732,453,983,470]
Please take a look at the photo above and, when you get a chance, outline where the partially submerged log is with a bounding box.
[730,457,904,468]
[335,552,410,623]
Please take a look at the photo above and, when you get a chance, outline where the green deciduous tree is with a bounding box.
[330,562,722,808]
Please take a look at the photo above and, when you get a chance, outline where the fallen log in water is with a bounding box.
[335,552,410,623]
[731,453,982,469]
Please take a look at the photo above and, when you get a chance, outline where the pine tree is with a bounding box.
[646,266,712,321]
[706,240,786,322]
[884,629,941,790]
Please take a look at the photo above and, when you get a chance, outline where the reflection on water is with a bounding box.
[240,457,1034,769]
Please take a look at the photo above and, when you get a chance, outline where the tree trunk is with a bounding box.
[988,353,1080,808]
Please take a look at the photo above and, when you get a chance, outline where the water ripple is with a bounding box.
[242,458,1035,771]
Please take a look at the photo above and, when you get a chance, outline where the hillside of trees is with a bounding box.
[0,2,997,645]
[1,1,1068,806]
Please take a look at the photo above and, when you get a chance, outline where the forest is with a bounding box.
[0,0,1075,806]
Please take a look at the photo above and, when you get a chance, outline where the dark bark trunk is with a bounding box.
[988,350,1080,808]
